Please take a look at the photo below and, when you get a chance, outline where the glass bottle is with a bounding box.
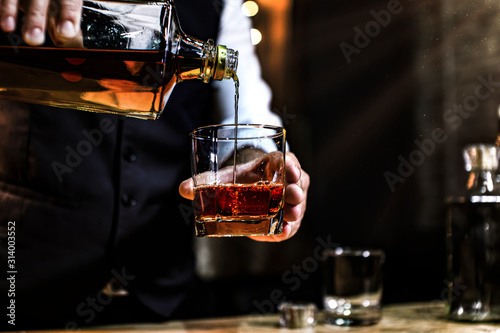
[0,0,238,119]
[446,144,500,321]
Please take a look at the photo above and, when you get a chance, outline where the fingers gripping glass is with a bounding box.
[190,124,286,237]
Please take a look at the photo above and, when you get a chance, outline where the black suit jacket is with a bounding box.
[0,0,220,329]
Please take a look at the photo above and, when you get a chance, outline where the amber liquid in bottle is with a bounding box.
[0,47,177,119]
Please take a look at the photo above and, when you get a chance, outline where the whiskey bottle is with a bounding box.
[0,0,238,119]
[446,144,500,321]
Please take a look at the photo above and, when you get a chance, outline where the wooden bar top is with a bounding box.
[29,302,500,333]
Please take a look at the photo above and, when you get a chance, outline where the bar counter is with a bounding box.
[32,302,500,333]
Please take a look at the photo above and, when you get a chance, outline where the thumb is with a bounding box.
[179,178,195,200]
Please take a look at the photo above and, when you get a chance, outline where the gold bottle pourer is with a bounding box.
[219,46,238,80]
[201,40,238,82]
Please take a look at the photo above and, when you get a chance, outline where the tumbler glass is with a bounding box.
[322,247,385,326]
[190,124,286,237]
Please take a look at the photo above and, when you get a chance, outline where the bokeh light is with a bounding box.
[241,1,259,17]
[250,28,262,45]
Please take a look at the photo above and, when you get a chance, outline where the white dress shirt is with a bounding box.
[213,0,283,127]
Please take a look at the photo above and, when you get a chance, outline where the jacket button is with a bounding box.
[123,149,137,162]
[121,194,137,207]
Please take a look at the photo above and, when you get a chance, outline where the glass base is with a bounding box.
[447,309,500,322]
[447,296,500,322]
[323,295,382,326]
[195,210,283,237]
[324,316,381,326]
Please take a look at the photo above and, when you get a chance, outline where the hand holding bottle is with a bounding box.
[0,0,82,46]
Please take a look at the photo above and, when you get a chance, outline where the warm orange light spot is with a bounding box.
[61,71,82,82]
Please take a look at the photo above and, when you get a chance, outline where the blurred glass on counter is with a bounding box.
[446,144,500,321]
[322,247,385,326]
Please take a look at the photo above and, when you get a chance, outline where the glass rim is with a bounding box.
[190,123,285,141]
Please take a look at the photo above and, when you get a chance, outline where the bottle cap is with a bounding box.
[213,45,238,81]
[200,41,238,82]
[463,144,499,171]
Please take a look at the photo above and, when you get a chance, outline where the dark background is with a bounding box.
[193,0,500,317]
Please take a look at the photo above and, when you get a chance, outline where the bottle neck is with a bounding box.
[177,36,238,83]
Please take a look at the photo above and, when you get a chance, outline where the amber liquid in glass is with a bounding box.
[193,182,284,236]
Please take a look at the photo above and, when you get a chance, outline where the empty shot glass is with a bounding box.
[322,247,385,326]
[190,124,286,237]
